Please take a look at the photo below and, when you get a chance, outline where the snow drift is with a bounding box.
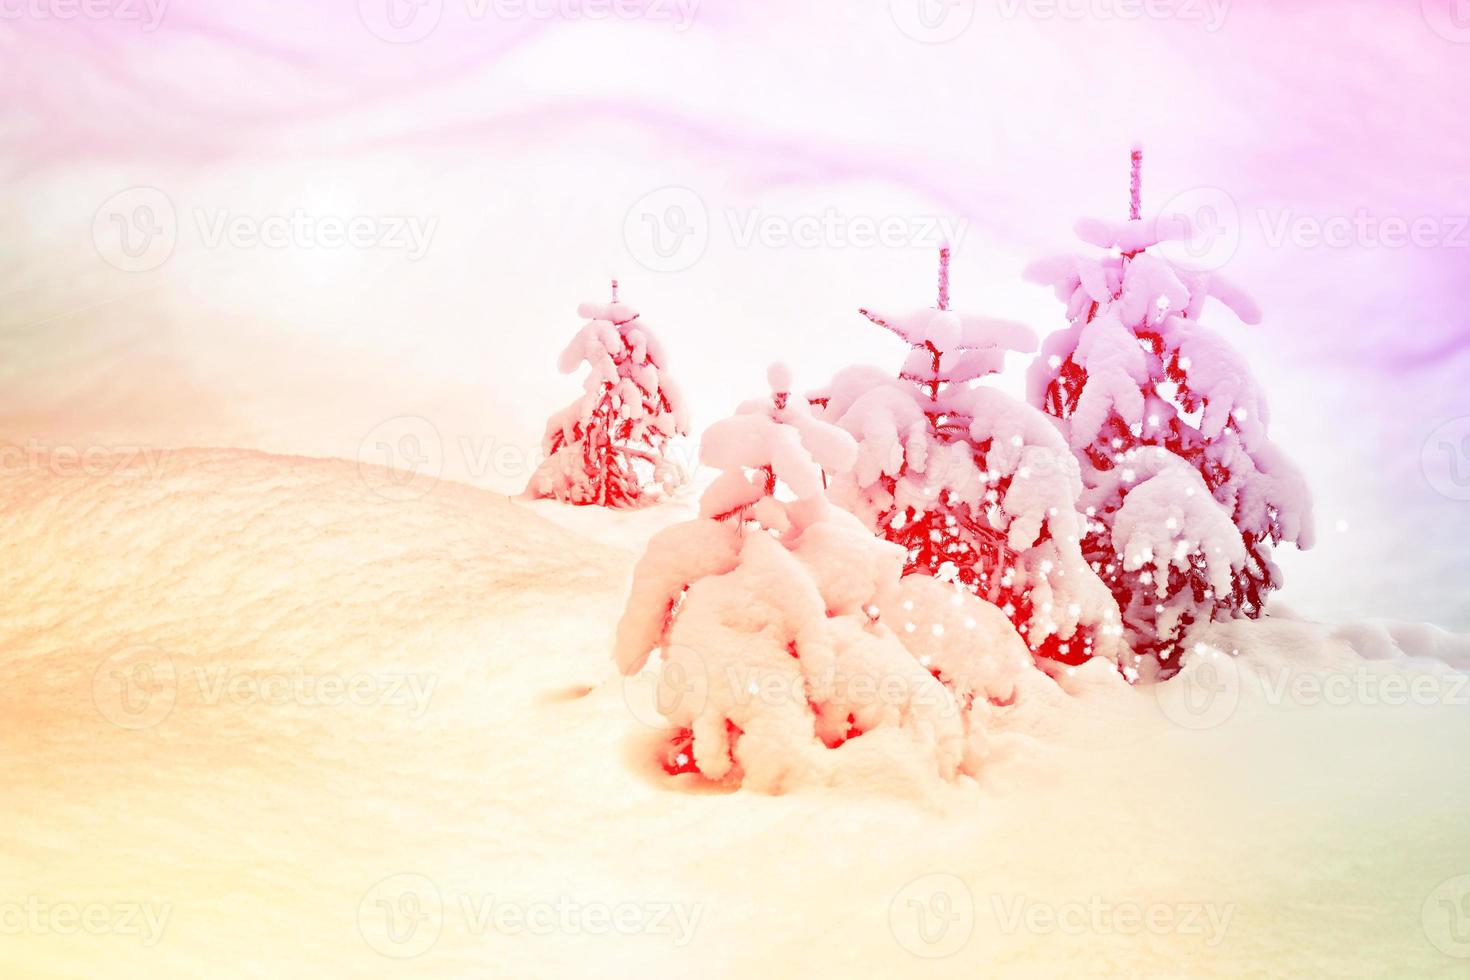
[2,448,1468,978]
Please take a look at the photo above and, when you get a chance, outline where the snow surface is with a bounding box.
[4,450,1470,977]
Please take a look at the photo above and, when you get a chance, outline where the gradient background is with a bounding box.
[2,0,1468,630]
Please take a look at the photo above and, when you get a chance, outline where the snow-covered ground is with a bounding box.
[4,449,1468,978]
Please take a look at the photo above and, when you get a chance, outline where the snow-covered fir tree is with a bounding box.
[527,281,689,508]
[615,365,1030,790]
[814,248,1122,668]
[1026,147,1313,669]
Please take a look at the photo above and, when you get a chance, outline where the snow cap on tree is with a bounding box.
[528,281,690,508]
[1026,147,1313,668]
[615,365,1031,791]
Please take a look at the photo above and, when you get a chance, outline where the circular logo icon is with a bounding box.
[357,0,443,43]
[889,873,974,958]
[92,646,178,730]
[93,187,177,273]
[622,647,709,729]
[889,0,975,43]
[358,873,443,959]
[1422,874,1470,958]
[1155,649,1241,730]
[623,187,710,273]
[357,416,444,502]
[1422,0,1470,43]
[1154,186,1241,273]
[1422,417,1470,502]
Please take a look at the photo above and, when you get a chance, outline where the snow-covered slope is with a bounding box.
[3,450,1468,978]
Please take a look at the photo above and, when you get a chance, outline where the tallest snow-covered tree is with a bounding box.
[1026,146,1313,668]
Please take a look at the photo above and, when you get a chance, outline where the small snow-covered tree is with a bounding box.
[1026,147,1313,668]
[614,365,1030,790]
[527,281,689,508]
[813,248,1122,667]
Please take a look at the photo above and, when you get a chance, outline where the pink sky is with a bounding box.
[1,0,1467,628]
